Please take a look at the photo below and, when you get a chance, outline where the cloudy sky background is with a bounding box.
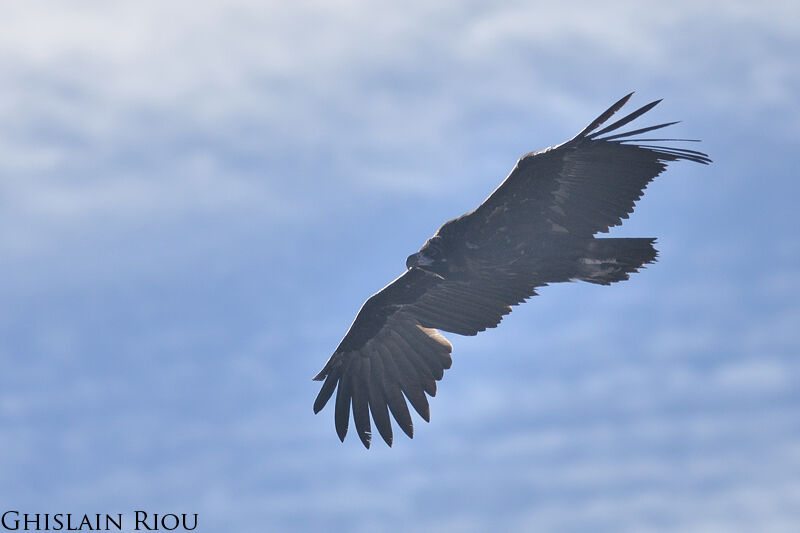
[1,1,799,531]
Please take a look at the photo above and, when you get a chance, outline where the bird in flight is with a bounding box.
[313,93,711,448]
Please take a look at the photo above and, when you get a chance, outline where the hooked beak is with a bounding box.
[406,252,433,270]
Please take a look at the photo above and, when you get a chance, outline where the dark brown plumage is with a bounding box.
[314,93,711,448]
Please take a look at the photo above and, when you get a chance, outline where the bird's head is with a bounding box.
[406,237,446,273]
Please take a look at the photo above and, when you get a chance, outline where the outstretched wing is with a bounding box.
[468,93,711,243]
[314,266,536,448]
[315,94,711,448]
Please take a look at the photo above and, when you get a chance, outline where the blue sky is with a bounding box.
[1,1,799,531]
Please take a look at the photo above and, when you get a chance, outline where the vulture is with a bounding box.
[313,93,711,448]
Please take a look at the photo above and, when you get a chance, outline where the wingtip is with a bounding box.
[612,92,635,111]
[399,422,414,439]
[646,98,664,111]
[375,422,394,447]
[576,91,637,139]
[420,407,431,423]
[359,432,372,449]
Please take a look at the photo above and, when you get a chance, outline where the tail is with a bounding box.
[577,238,658,285]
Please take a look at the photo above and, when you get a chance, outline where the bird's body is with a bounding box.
[314,93,711,448]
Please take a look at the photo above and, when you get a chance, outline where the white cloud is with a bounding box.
[2,0,797,229]
[713,358,793,392]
